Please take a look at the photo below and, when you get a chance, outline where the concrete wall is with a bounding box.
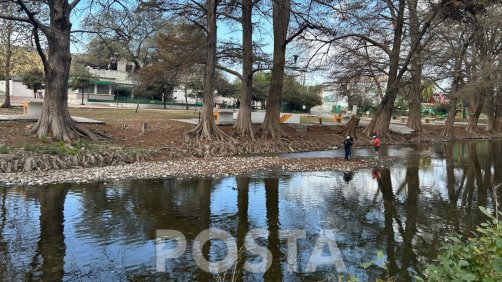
[1,80,45,99]
[87,101,200,110]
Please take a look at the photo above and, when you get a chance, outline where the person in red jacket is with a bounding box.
[372,135,381,155]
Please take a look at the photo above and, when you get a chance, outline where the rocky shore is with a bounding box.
[0,156,399,186]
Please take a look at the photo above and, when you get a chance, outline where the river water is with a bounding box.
[0,140,501,281]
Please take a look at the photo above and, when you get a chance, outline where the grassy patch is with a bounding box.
[69,108,198,124]
[300,116,333,124]
[20,140,100,156]
[0,145,9,154]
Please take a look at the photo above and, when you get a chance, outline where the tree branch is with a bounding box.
[69,0,81,10]
[284,23,310,46]
[0,14,31,23]
[216,64,242,80]
[343,34,392,56]
[32,27,49,72]
[14,0,49,34]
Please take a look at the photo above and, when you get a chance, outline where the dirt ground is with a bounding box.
[1,106,501,152]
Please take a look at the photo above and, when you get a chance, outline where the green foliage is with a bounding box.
[68,63,97,92]
[282,75,322,111]
[21,140,98,156]
[424,207,502,281]
[252,71,271,104]
[421,82,435,102]
[215,72,238,97]
[20,68,44,93]
[0,145,9,154]
[432,103,449,118]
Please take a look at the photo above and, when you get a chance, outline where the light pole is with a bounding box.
[80,88,85,105]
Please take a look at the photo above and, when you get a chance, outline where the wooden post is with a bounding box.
[140,122,147,136]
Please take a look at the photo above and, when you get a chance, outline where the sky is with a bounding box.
[68,3,328,86]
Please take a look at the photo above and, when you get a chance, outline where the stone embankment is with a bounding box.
[0,150,152,173]
[0,156,398,186]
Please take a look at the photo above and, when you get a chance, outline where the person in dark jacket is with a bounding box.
[343,136,354,160]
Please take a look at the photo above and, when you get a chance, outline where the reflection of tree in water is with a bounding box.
[264,177,282,281]
[27,185,68,281]
[0,187,7,277]
[236,176,249,281]
[2,141,501,281]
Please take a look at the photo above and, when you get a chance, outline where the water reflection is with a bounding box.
[0,140,501,281]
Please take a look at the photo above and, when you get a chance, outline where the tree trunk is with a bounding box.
[260,0,290,139]
[443,94,458,138]
[495,97,502,132]
[343,114,360,140]
[465,93,484,133]
[185,0,230,141]
[1,34,11,108]
[406,0,424,133]
[442,37,471,137]
[466,29,487,134]
[30,1,96,141]
[234,0,254,139]
[184,87,189,110]
[486,94,495,132]
[1,78,10,108]
[0,3,13,108]
[363,0,405,139]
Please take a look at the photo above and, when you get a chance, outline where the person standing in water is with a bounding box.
[372,135,381,156]
[344,136,354,160]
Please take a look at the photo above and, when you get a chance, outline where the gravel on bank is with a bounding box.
[0,156,400,186]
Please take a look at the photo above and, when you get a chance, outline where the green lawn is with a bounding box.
[300,116,333,124]
[69,108,199,123]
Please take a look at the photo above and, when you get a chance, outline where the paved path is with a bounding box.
[0,114,105,124]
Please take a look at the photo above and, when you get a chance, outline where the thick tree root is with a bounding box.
[257,126,286,139]
[0,150,153,173]
[29,119,105,142]
[182,134,332,157]
[184,120,236,143]
[233,122,255,140]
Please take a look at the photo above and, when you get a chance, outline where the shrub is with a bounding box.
[424,207,502,281]
[0,145,9,154]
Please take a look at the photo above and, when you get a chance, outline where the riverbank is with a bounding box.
[0,156,399,186]
[2,107,502,184]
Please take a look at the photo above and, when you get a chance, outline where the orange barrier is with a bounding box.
[333,114,342,123]
[213,112,218,121]
[279,114,292,123]
[23,101,29,115]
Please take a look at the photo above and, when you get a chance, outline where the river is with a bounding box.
[0,140,500,281]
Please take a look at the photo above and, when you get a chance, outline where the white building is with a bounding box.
[67,60,137,104]
[0,77,45,102]
[311,87,348,112]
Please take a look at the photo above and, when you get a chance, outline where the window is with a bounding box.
[97,85,109,95]
[82,84,94,94]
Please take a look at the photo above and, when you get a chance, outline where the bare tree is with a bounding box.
[0,0,98,141]
[233,0,255,138]
[406,0,425,132]
[185,0,232,140]
[82,4,163,72]
[260,0,291,138]
[0,1,29,108]
[441,31,473,137]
